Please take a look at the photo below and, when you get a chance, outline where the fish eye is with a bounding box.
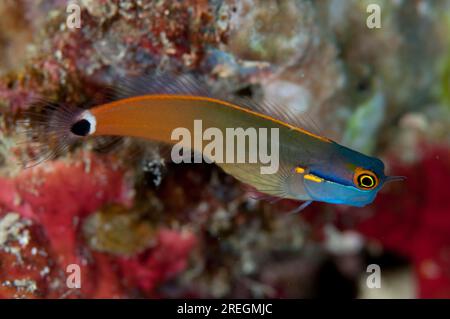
[353,168,379,190]
[359,174,375,188]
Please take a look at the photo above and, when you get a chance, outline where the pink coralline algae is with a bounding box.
[0,153,196,298]
[0,0,450,299]
[117,229,197,295]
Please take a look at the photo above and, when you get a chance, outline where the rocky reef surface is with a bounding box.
[0,0,449,298]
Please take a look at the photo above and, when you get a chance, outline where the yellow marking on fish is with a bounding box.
[304,174,323,183]
[295,167,305,174]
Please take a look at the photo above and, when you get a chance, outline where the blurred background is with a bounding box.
[0,0,449,298]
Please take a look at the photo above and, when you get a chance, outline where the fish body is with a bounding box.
[23,74,402,207]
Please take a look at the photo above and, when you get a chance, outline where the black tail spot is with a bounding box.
[71,119,91,136]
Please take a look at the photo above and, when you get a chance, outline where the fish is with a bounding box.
[20,73,404,209]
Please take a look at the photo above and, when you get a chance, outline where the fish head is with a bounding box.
[299,143,403,207]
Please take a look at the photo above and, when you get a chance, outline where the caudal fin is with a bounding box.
[16,101,85,168]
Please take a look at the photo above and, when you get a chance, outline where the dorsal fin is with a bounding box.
[111,71,210,99]
[226,95,323,136]
[110,72,324,137]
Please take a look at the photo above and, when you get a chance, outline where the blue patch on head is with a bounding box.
[303,178,378,207]
[300,142,387,206]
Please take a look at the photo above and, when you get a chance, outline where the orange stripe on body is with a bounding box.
[92,94,331,143]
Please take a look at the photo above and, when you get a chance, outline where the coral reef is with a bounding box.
[0,0,449,298]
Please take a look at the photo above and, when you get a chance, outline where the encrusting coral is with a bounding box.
[0,0,449,298]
